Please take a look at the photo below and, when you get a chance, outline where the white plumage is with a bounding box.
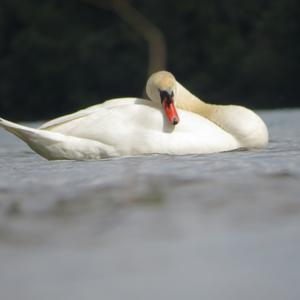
[0,71,268,160]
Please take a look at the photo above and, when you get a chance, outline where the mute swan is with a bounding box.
[0,71,268,160]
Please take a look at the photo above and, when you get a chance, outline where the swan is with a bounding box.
[0,71,268,160]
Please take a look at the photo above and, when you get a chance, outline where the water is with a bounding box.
[0,109,300,300]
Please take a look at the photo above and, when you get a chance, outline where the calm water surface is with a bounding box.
[0,109,300,300]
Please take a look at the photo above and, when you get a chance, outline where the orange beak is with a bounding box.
[160,91,180,125]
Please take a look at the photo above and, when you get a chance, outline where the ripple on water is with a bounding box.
[1,111,300,300]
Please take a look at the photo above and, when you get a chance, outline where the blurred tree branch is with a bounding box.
[82,0,167,77]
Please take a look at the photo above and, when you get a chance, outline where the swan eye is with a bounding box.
[159,90,174,104]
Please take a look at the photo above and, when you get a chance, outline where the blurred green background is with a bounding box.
[0,0,299,121]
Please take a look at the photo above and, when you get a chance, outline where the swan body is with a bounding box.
[0,71,268,160]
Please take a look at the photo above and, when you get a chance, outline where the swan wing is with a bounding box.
[39,97,143,130]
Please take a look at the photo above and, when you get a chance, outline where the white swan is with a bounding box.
[0,71,268,160]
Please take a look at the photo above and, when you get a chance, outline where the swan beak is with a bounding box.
[160,90,180,125]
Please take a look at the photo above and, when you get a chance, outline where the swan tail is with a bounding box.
[0,118,61,146]
[0,118,65,158]
[0,118,38,141]
[0,118,118,160]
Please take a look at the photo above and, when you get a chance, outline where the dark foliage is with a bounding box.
[0,0,299,120]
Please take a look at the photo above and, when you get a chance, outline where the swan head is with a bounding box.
[146,71,180,125]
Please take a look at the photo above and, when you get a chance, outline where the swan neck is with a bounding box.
[175,82,214,118]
